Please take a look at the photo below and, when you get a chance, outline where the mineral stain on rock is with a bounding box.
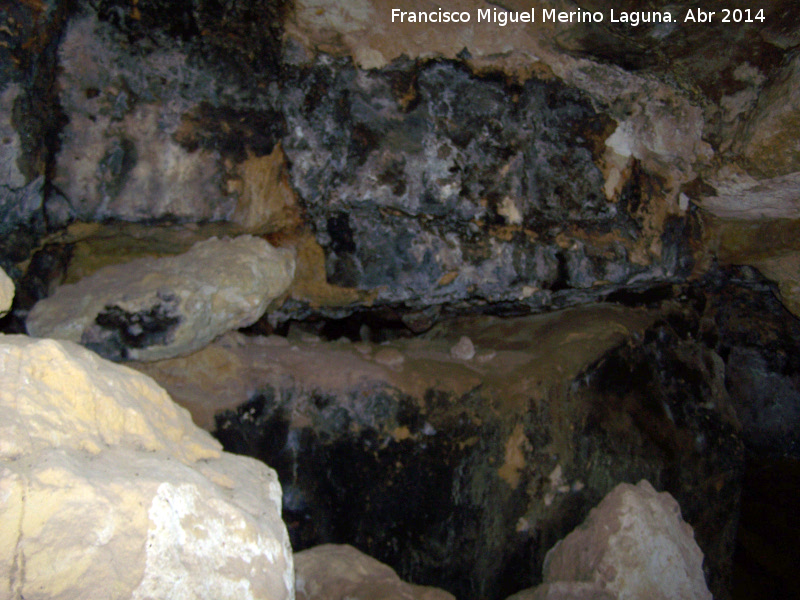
[82,293,181,360]
[281,57,663,309]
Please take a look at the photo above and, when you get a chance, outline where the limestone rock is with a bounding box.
[0,84,26,192]
[0,265,13,317]
[736,55,800,179]
[542,480,712,600]
[505,582,614,600]
[0,333,293,600]
[750,252,800,319]
[281,58,691,312]
[450,336,475,361]
[26,235,296,361]
[295,544,455,600]
[0,334,220,461]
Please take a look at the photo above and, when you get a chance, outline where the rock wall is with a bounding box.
[3,2,800,599]
[136,294,743,600]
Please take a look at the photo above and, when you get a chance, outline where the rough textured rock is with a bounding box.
[735,54,800,180]
[699,267,800,459]
[0,266,13,318]
[53,5,287,223]
[0,333,293,600]
[134,300,742,600]
[280,56,694,312]
[749,253,800,318]
[26,235,296,361]
[295,544,455,600]
[541,480,711,600]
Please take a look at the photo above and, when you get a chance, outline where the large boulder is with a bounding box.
[0,334,293,600]
[26,235,295,361]
[540,480,712,600]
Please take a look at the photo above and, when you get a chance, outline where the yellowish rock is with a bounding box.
[0,334,294,600]
[0,334,220,462]
[0,266,13,317]
[750,252,800,318]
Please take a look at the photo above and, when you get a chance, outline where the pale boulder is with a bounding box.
[0,334,293,600]
[295,544,455,600]
[541,480,711,600]
[750,252,800,319]
[26,235,295,361]
[0,265,12,317]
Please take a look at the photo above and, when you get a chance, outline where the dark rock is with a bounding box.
[281,57,690,312]
[700,266,800,459]
[202,302,742,600]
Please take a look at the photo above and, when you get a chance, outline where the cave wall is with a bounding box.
[2,1,800,599]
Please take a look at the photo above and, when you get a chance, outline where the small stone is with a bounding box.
[373,347,404,368]
[450,335,475,360]
[476,350,497,364]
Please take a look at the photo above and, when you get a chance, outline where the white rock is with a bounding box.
[450,335,475,360]
[26,235,295,361]
[55,15,233,222]
[0,266,13,317]
[542,480,711,600]
[0,334,294,600]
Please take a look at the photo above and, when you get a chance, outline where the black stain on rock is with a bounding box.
[81,292,181,360]
[98,137,137,200]
[174,102,286,160]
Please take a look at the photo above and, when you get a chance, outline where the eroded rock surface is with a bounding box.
[0,334,293,600]
[280,57,692,312]
[26,235,295,361]
[541,480,711,600]
[295,544,455,600]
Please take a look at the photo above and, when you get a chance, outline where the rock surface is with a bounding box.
[134,300,742,600]
[0,266,12,317]
[280,56,692,313]
[0,333,293,600]
[26,235,295,361]
[541,480,711,600]
[504,582,614,600]
[295,544,455,600]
